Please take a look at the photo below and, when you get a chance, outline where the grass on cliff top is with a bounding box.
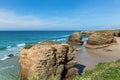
[24,44,33,49]
[74,59,120,80]
[23,41,61,49]
[41,40,61,44]
[95,30,120,35]
[95,30,120,33]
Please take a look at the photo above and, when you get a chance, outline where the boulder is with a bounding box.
[67,32,83,45]
[19,41,78,80]
[7,54,14,57]
[87,31,116,45]
[112,30,120,37]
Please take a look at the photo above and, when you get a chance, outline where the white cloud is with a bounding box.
[0,9,55,27]
[0,9,85,30]
[0,9,120,30]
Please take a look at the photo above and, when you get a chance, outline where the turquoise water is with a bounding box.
[0,56,19,80]
[0,31,77,80]
[0,31,75,59]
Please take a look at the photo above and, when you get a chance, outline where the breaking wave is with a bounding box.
[17,43,25,47]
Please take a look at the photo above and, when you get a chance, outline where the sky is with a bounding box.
[0,0,120,30]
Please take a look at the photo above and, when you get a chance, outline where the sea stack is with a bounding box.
[19,41,78,80]
[86,30,116,48]
[67,32,83,45]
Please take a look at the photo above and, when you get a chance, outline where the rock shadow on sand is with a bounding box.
[75,64,86,75]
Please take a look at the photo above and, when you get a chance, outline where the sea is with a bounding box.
[0,31,88,80]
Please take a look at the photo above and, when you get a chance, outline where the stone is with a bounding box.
[65,68,78,80]
[7,54,14,57]
[19,41,78,80]
[87,31,116,45]
[112,30,120,37]
[67,32,83,45]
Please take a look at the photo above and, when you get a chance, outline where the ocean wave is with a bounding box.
[52,38,67,42]
[57,38,66,41]
[0,65,14,71]
[38,42,41,43]
[0,46,12,50]
[0,56,9,61]
[17,43,25,47]
[61,35,69,37]
[0,47,6,50]
[6,46,11,49]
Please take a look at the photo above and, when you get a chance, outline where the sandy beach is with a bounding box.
[76,37,120,73]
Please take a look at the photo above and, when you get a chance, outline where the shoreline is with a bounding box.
[0,30,120,79]
[76,37,120,73]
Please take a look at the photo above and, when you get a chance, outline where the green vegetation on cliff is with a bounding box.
[74,59,120,80]
[24,44,33,49]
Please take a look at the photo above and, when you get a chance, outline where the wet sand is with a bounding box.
[76,37,120,73]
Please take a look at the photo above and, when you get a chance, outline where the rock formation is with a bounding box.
[82,31,95,36]
[87,31,116,45]
[7,54,14,57]
[19,41,78,80]
[95,30,120,37]
[67,32,83,45]
[112,30,120,37]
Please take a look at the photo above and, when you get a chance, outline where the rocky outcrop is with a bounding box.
[82,31,95,36]
[111,30,120,37]
[95,30,120,37]
[82,30,120,37]
[19,41,78,80]
[67,32,83,45]
[87,31,116,45]
[7,54,14,57]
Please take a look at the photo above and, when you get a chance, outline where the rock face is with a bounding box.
[82,31,95,36]
[19,41,78,80]
[7,54,14,57]
[87,31,116,45]
[67,32,83,45]
[96,30,120,37]
[112,30,120,37]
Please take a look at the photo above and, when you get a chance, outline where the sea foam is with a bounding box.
[0,56,9,61]
[62,35,69,37]
[56,38,66,41]
[17,43,25,47]
[6,46,11,49]
[52,38,66,42]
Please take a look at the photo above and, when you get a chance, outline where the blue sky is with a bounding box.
[0,0,120,30]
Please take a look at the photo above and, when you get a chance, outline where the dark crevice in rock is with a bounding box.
[61,66,68,80]
[19,41,78,80]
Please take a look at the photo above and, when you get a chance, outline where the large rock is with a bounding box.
[67,32,83,45]
[82,31,95,36]
[111,30,120,37]
[19,41,78,80]
[7,54,14,57]
[87,31,116,45]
